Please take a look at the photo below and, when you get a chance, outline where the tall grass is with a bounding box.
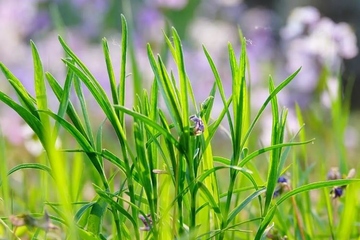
[0,16,359,240]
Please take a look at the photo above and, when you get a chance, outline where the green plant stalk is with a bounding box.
[102,18,129,240]
[176,153,184,235]
[290,189,305,239]
[133,119,158,238]
[194,138,210,237]
[337,182,358,238]
[45,72,88,138]
[330,76,351,174]
[69,73,133,239]
[140,89,158,215]
[73,76,96,150]
[294,105,314,238]
[0,131,12,239]
[182,142,197,233]
[116,143,138,239]
[157,112,182,235]
[221,38,248,239]
[323,187,335,239]
[31,40,50,208]
[255,179,360,239]
[230,172,244,240]
[190,183,197,232]
[158,169,173,239]
[59,36,140,237]
[263,77,282,216]
[199,118,220,236]
[156,28,201,235]
[3,15,358,239]
[31,41,79,237]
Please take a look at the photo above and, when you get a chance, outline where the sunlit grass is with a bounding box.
[0,15,359,240]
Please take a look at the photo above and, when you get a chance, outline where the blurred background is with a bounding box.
[0,0,359,166]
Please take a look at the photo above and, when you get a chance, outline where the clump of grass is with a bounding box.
[0,15,359,240]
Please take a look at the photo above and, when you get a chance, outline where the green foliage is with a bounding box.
[0,15,359,240]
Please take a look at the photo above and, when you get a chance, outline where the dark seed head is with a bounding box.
[277,176,287,183]
[330,186,344,199]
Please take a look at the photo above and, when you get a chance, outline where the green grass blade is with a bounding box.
[168,30,196,113]
[263,76,281,215]
[39,110,106,180]
[95,121,104,159]
[47,71,73,136]
[8,163,52,177]
[133,120,158,237]
[0,63,39,118]
[222,38,249,236]
[227,188,266,226]
[75,202,94,224]
[197,165,252,183]
[32,41,79,237]
[114,105,178,146]
[197,121,220,232]
[102,38,118,107]
[119,14,128,116]
[196,182,222,218]
[0,131,11,239]
[73,75,95,144]
[242,68,302,146]
[31,41,51,144]
[255,206,277,240]
[94,187,139,236]
[337,182,359,239]
[149,77,158,121]
[233,37,249,154]
[86,198,108,236]
[45,72,88,137]
[0,91,44,143]
[158,111,178,181]
[239,140,314,168]
[227,43,237,142]
[277,179,360,206]
[101,149,127,175]
[59,38,118,126]
[203,45,233,145]
[277,123,304,175]
[41,110,93,154]
[61,58,129,153]
[147,44,182,132]
[163,30,176,59]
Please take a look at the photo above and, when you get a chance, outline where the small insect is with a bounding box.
[330,168,356,199]
[273,176,290,198]
[244,37,253,45]
[189,115,204,136]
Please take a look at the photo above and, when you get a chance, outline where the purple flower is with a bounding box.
[273,176,290,198]
[279,6,358,109]
[280,6,320,40]
[154,0,188,9]
[327,167,341,180]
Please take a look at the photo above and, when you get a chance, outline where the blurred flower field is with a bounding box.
[0,1,360,239]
